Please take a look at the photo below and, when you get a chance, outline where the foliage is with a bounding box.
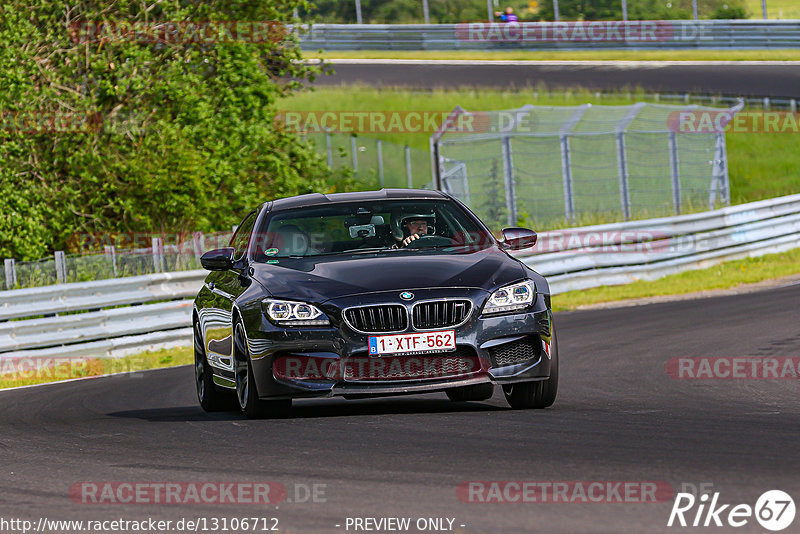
[712,5,749,18]
[535,0,748,20]
[306,0,535,23]
[0,1,339,260]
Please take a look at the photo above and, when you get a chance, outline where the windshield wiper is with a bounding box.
[310,247,399,257]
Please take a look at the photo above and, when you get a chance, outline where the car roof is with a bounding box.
[264,189,448,212]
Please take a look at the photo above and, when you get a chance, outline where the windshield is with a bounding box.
[251,199,493,260]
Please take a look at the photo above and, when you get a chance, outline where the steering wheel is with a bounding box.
[404,235,453,249]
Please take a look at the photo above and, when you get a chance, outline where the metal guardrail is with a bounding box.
[0,271,205,360]
[0,270,204,322]
[0,194,798,362]
[300,21,800,50]
[518,193,800,292]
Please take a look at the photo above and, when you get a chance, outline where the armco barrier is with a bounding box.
[0,194,798,361]
[300,21,800,51]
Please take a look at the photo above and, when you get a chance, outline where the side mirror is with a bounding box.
[501,227,537,250]
[200,247,235,271]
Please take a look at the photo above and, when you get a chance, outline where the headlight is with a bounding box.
[262,299,329,326]
[483,280,535,315]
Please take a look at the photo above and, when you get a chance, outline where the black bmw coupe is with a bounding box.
[193,189,557,418]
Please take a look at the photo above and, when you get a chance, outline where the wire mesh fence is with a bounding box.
[433,101,738,231]
[1,231,234,291]
[306,132,434,190]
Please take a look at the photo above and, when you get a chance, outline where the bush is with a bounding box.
[713,5,749,18]
[0,1,336,261]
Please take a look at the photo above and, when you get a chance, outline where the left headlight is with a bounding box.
[262,299,330,326]
[483,280,536,315]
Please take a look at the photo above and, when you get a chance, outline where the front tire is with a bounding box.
[446,383,494,402]
[194,320,233,412]
[234,323,291,419]
[503,326,559,409]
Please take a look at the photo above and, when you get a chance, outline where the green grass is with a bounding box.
[745,0,800,19]
[552,246,800,311]
[306,49,800,62]
[0,346,192,389]
[284,86,800,209]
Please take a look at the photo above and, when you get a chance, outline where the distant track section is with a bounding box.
[313,59,800,98]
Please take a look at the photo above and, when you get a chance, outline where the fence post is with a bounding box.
[557,104,589,222]
[668,132,681,215]
[152,237,164,273]
[104,245,118,278]
[192,232,205,261]
[559,134,575,221]
[616,132,631,221]
[355,0,362,24]
[55,251,67,284]
[430,136,442,190]
[377,139,384,188]
[326,131,333,167]
[791,99,797,114]
[501,135,518,226]
[708,133,725,209]
[614,102,644,221]
[4,258,16,290]
[351,135,358,174]
[719,133,731,206]
[405,145,413,188]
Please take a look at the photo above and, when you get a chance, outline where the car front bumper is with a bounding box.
[233,287,553,400]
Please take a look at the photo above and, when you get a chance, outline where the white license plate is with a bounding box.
[368,330,456,356]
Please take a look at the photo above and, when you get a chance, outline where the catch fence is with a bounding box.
[432,101,742,230]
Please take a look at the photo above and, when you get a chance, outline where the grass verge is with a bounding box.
[306,49,800,62]
[552,247,800,311]
[744,0,800,19]
[0,346,192,389]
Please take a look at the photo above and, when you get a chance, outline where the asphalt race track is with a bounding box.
[1,282,799,533]
[314,60,800,98]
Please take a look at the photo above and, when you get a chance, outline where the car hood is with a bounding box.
[251,247,525,303]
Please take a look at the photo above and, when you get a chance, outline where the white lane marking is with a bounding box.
[309,58,800,67]
[0,364,191,393]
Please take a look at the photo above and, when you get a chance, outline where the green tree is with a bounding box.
[0,1,335,260]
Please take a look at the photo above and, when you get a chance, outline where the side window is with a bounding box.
[230,212,257,261]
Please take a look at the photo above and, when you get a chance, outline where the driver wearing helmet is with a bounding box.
[392,211,436,247]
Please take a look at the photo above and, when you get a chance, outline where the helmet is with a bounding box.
[391,211,436,240]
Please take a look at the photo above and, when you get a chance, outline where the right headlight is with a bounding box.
[262,299,330,326]
[483,280,536,315]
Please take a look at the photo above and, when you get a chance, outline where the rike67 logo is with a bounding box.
[668,490,795,531]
